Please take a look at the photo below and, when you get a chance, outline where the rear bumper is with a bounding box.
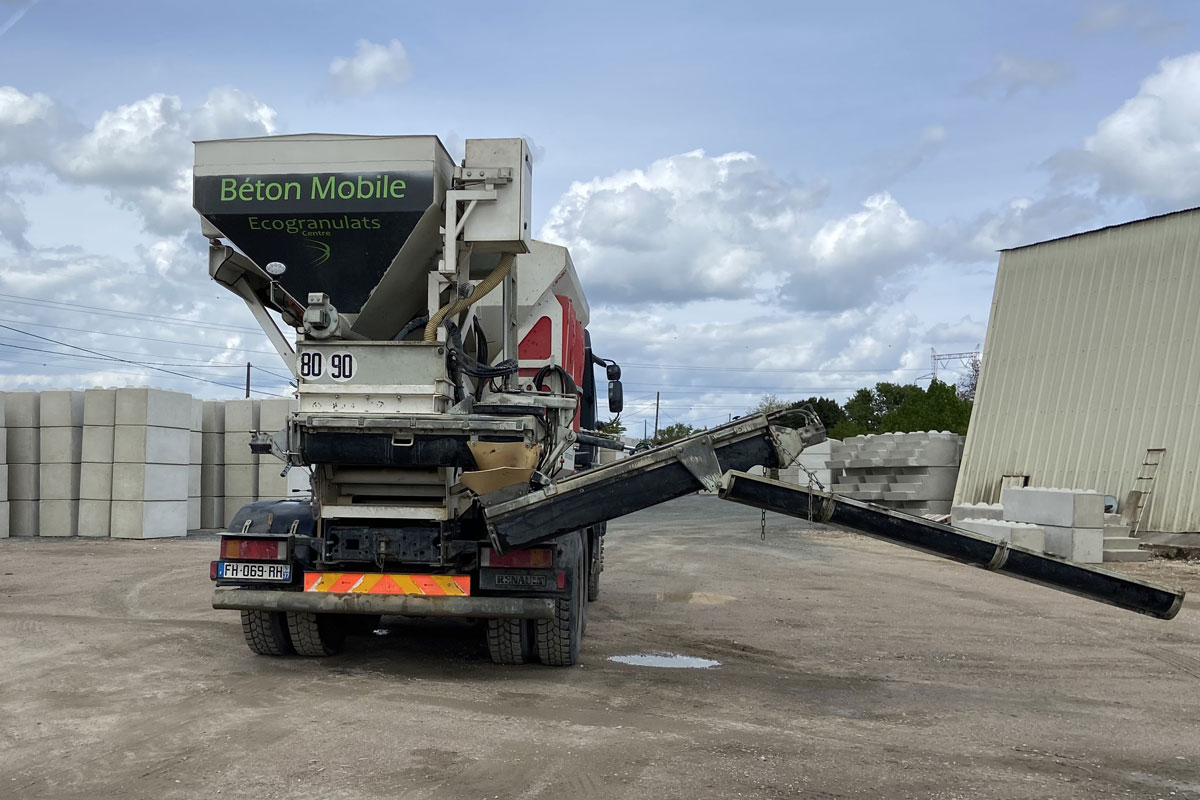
[212,589,557,620]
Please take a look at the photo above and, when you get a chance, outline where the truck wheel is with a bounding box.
[240,610,294,656]
[286,612,346,657]
[587,531,604,602]
[536,533,586,666]
[486,618,534,664]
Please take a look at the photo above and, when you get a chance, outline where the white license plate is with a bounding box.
[218,561,292,581]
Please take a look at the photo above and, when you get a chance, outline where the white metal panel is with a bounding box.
[955,208,1200,533]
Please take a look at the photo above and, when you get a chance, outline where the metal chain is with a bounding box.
[760,508,767,541]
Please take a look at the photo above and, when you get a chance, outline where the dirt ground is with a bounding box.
[2,494,1199,800]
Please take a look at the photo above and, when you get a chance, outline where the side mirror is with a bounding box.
[606,362,622,381]
[608,380,623,413]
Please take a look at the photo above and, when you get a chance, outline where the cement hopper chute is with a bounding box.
[193,134,454,326]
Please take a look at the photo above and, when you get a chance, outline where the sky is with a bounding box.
[0,0,1197,436]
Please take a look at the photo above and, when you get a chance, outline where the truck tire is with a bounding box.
[587,531,604,602]
[486,618,534,664]
[536,533,586,666]
[286,612,346,657]
[240,610,294,656]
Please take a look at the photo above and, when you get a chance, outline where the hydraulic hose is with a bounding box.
[423,252,515,342]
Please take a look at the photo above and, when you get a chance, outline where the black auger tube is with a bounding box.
[719,471,1185,620]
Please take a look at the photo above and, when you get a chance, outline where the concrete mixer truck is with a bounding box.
[196,134,1183,667]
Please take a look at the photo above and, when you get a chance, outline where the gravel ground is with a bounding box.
[1,493,1198,799]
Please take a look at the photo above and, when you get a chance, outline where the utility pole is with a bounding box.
[245,363,251,398]
[643,419,647,440]
[654,391,660,437]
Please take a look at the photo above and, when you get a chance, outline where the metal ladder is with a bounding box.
[1125,448,1166,537]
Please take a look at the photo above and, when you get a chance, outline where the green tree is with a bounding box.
[841,387,879,432]
[651,422,696,446]
[879,379,972,435]
[957,355,981,401]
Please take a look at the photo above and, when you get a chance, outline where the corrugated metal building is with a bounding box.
[955,207,1200,534]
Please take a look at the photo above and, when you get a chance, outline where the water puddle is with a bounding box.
[608,653,721,669]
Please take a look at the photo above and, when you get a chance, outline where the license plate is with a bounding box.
[218,561,292,581]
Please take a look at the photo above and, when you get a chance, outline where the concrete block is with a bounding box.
[80,462,113,500]
[223,497,255,528]
[9,499,38,536]
[257,466,289,499]
[952,502,1004,524]
[9,463,38,500]
[0,465,7,502]
[39,463,80,500]
[83,388,117,426]
[113,425,190,465]
[111,463,189,502]
[7,427,39,464]
[201,432,225,465]
[38,499,78,536]
[225,465,259,497]
[191,398,204,432]
[114,388,192,430]
[224,399,259,432]
[1104,548,1151,563]
[188,496,201,530]
[202,400,226,434]
[258,397,294,431]
[1001,487,1106,529]
[955,518,1046,552]
[39,427,83,464]
[1104,522,1132,539]
[200,496,226,529]
[110,500,188,539]
[287,466,311,496]
[0,502,8,538]
[3,391,39,427]
[201,464,225,497]
[189,464,201,498]
[189,430,202,464]
[82,425,114,463]
[78,499,110,537]
[39,390,84,427]
[223,431,257,465]
[1042,525,1104,563]
[0,427,6,462]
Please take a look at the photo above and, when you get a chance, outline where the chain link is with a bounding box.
[760,508,767,541]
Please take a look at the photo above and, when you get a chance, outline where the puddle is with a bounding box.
[608,653,721,669]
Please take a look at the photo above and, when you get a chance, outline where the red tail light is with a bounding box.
[209,561,219,580]
[221,538,288,561]
[482,547,553,568]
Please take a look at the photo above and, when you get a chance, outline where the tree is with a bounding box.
[879,379,972,435]
[841,388,879,433]
[770,396,845,432]
[751,394,788,414]
[596,415,625,436]
[957,355,981,401]
[651,422,696,446]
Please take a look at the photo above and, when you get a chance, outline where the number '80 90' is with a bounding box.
[298,351,355,382]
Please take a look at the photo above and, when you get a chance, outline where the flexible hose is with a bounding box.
[423,252,515,342]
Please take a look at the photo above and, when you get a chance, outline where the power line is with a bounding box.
[251,364,295,382]
[621,362,926,374]
[1,319,280,357]
[0,356,293,393]
[0,324,289,397]
[0,292,263,334]
[0,340,264,369]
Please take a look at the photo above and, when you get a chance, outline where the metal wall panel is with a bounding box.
[955,210,1200,533]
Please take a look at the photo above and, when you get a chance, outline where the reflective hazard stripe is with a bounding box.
[303,573,470,596]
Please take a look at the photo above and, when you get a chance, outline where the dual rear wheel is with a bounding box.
[240,610,346,657]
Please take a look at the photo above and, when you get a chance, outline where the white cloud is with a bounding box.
[328,39,412,96]
[1075,1,1183,41]
[964,53,1073,100]
[1053,52,1200,208]
[0,85,65,164]
[0,179,29,250]
[859,125,947,187]
[948,193,1102,257]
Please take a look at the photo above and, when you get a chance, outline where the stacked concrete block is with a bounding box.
[200,401,226,529]
[256,397,294,500]
[111,388,190,539]
[5,391,39,536]
[826,432,964,516]
[1101,512,1150,563]
[38,391,84,536]
[79,389,116,537]
[951,502,1004,525]
[779,438,837,489]
[1001,487,1105,564]
[224,398,260,527]
[955,518,1046,552]
[0,395,7,537]
[188,399,203,530]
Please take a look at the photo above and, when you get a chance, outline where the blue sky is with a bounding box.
[0,0,1196,431]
